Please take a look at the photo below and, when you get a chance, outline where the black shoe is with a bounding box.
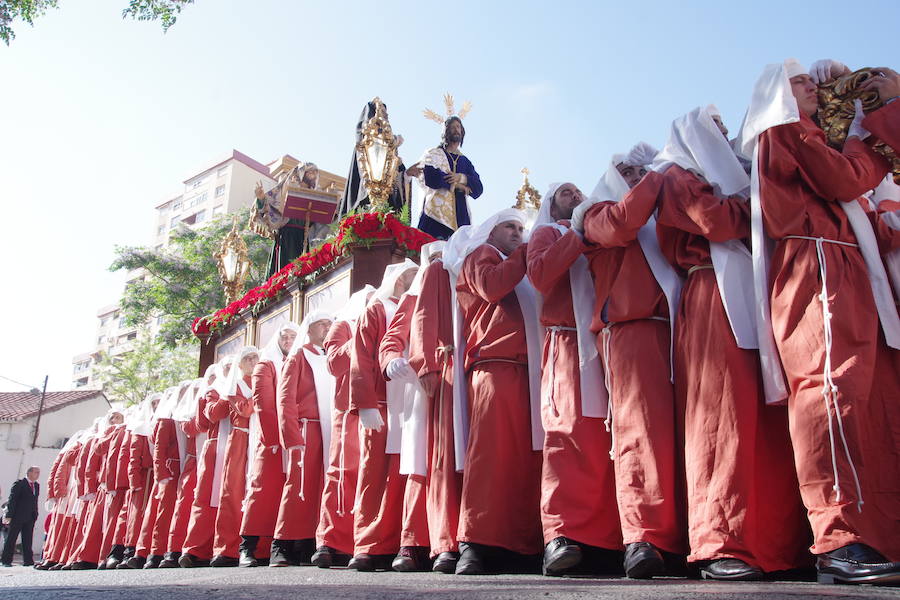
[455,543,486,575]
[49,563,64,570]
[70,561,98,570]
[97,561,106,570]
[542,537,582,576]
[700,558,763,581]
[294,539,315,565]
[311,546,333,569]
[158,551,181,568]
[392,546,431,572]
[210,555,239,568]
[348,553,374,572]
[1,563,11,568]
[120,555,146,570]
[269,540,295,567]
[178,553,210,568]
[624,542,666,579]
[105,545,125,570]
[817,543,900,585]
[432,551,459,574]
[34,561,56,570]
[143,554,163,569]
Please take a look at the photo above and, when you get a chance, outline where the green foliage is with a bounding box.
[399,201,411,226]
[1,0,193,45]
[110,208,271,347]
[93,328,197,407]
[1,0,58,45]
[121,0,194,32]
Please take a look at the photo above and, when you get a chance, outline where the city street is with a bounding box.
[1,564,899,600]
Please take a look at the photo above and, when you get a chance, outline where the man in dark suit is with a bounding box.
[1,466,40,567]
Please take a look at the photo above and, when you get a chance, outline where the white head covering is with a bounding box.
[407,240,447,297]
[534,182,565,229]
[335,284,376,323]
[220,346,259,399]
[129,392,161,436]
[259,321,301,371]
[171,379,203,423]
[369,258,419,306]
[153,385,183,421]
[589,153,630,202]
[61,428,89,454]
[652,105,750,197]
[458,207,527,266]
[289,310,334,355]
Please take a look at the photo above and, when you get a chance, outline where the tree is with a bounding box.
[1,0,194,45]
[92,327,197,406]
[110,208,271,348]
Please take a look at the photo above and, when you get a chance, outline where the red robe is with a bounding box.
[275,347,325,541]
[455,243,543,555]
[108,426,133,550]
[350,299,406,555]
[409,260,463,557]
[71,426,114,564]
[378,293,430,550]
[42,447,68,562]
[54,444,82,564]
[211,379,253,558]
[166,426,197,555]
[124,431,152,550]
[316,320,359,555]
[759,113,899,559]
[61,438,95,565]
[240,360,285,555]
[582,171,687,554]
[864,100,900,151]
[140,418,180,558]
[527,224,622,550]
[98,426,128,559]
[656,165,809,571]
[182,389,223,559]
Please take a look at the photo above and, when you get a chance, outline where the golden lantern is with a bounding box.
[513,167,542,229]
[356,97,401,212]
[215,216,251,304]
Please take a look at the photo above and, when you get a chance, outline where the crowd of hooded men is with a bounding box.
[29,58,900,587]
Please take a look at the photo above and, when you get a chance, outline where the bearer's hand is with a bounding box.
[255,180,266,200]
[358,408,384,432]
[406,163,423,178]
[386,358,416,382]
[809,59,849,84]
[859,67,900,101]
[847,99,870,141]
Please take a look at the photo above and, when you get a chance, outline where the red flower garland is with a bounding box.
[192,212,434,337]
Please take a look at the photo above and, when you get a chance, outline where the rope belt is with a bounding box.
[600,316,669,461]
[782,234,863,511]
[545,326,577,418]
[435,345,454,471]
[687,264,714,276]
[233,426,250,434]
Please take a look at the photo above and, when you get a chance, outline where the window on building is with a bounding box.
[170,216,180,228]
[126,332,137,341]
[195,209,207,223]
[119,316,127,328]
[212,204,224,216]
[100,317,109,327]
[217,165,229,177]
[97,336,106,345]
[191,176,207,189]
[158,225,165,235]
[215,185,225,198]
[75,377,88,387]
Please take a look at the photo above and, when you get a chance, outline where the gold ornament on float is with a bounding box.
[215,216,252,305]
[356,97,401,212]
[818,68,900,184]
[514,167,542,229]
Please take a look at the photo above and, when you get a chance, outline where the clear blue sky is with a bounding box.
[0,0,897,392]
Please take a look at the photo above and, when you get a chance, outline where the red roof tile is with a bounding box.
[0,390,109,422]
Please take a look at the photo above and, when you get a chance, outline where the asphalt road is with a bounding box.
[2,564,900,600]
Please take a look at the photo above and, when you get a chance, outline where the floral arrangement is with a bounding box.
[192,211,434,337]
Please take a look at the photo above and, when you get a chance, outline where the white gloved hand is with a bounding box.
[82,493,96,502]
[625,141,659,167]
[358,408,385,431]
[44,499,56,512]
[386,358,416,382]
[809,59,847,84]
[848,99,870,141]
[570,197,597,233]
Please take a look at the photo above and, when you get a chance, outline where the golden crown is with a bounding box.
[423,92,473,124]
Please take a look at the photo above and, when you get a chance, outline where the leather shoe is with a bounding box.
[269,540,294,567]
[143,554,163,569]
[624,542,666,579]
[1,563,11,568]
[239,549,259,568]
[294,539,315,565]
[432,551,459,574]
[817,543,900,585]
[348,553,374,572]
[48,563,64,571]
[392,546,430,572]
[542,537,582,576]
[158,551,181,568]
[311,546,333,569]
[70,561,98,570]
[120,555,145,570]
[177,553,209,568]
[34,561,56,570]
[455,543,486,575]
[210,555,239,568]
[700,558,762,581]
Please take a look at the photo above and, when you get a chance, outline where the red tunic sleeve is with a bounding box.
[277,347,320,448]
[863,100,900,150]
[409,262,453,377]
[152,419,180,480]
[84,436,105,493]
[46,453,63,500]
[463,243,528,303]
[324,320,353,412]
[378,293,417,376]
[205,389,231,423]
[526,225,587,295]
[252,360,280,447]
[114,429,131,490]
[349,301,388,411]
[583,171,663,248]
